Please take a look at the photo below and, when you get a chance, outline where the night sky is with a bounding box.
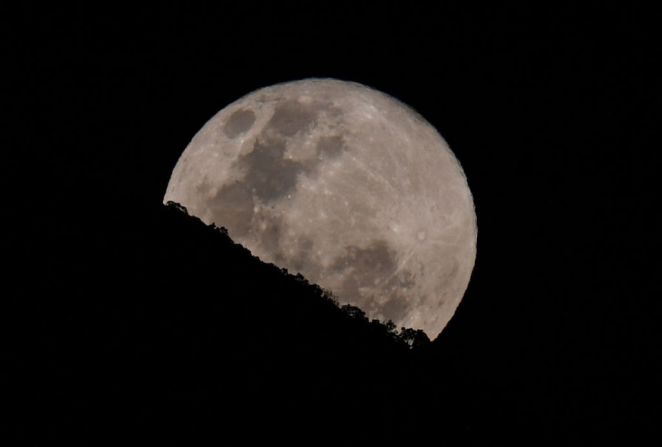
[4,4,660,444]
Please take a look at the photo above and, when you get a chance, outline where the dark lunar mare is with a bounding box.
[223,109,256,138]
[331,240,416,323]
[204,97,348,241]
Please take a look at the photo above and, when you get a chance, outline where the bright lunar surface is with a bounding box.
[164,78,477,339]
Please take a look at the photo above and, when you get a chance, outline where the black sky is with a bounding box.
[4,3,661,444]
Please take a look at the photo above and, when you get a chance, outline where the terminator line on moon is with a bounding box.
[164,78,477,339]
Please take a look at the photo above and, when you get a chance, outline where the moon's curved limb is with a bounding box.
[164,78,477,339]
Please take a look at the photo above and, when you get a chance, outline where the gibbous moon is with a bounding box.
[164,79,477,339]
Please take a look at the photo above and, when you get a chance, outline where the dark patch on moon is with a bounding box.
[204,98,348,238]
[254,214,283,259]
[381,295,411,323]
[233,99,349,201]
[331,239,416,323]
[332,240,397,279]
[205,180,255,239]
[297,134,348,180]
[317,135,345,159]
[381,270,417,322]
[267,99,322,136]
[223,109,256,138]
[239,136,309,203]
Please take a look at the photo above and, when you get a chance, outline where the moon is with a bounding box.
[164,78,477,339]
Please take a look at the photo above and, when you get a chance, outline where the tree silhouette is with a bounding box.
[398,327,430,349]
[341,304,368,321]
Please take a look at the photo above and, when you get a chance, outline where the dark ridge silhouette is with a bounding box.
[164,201,431,350]
[5,200,461,446]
